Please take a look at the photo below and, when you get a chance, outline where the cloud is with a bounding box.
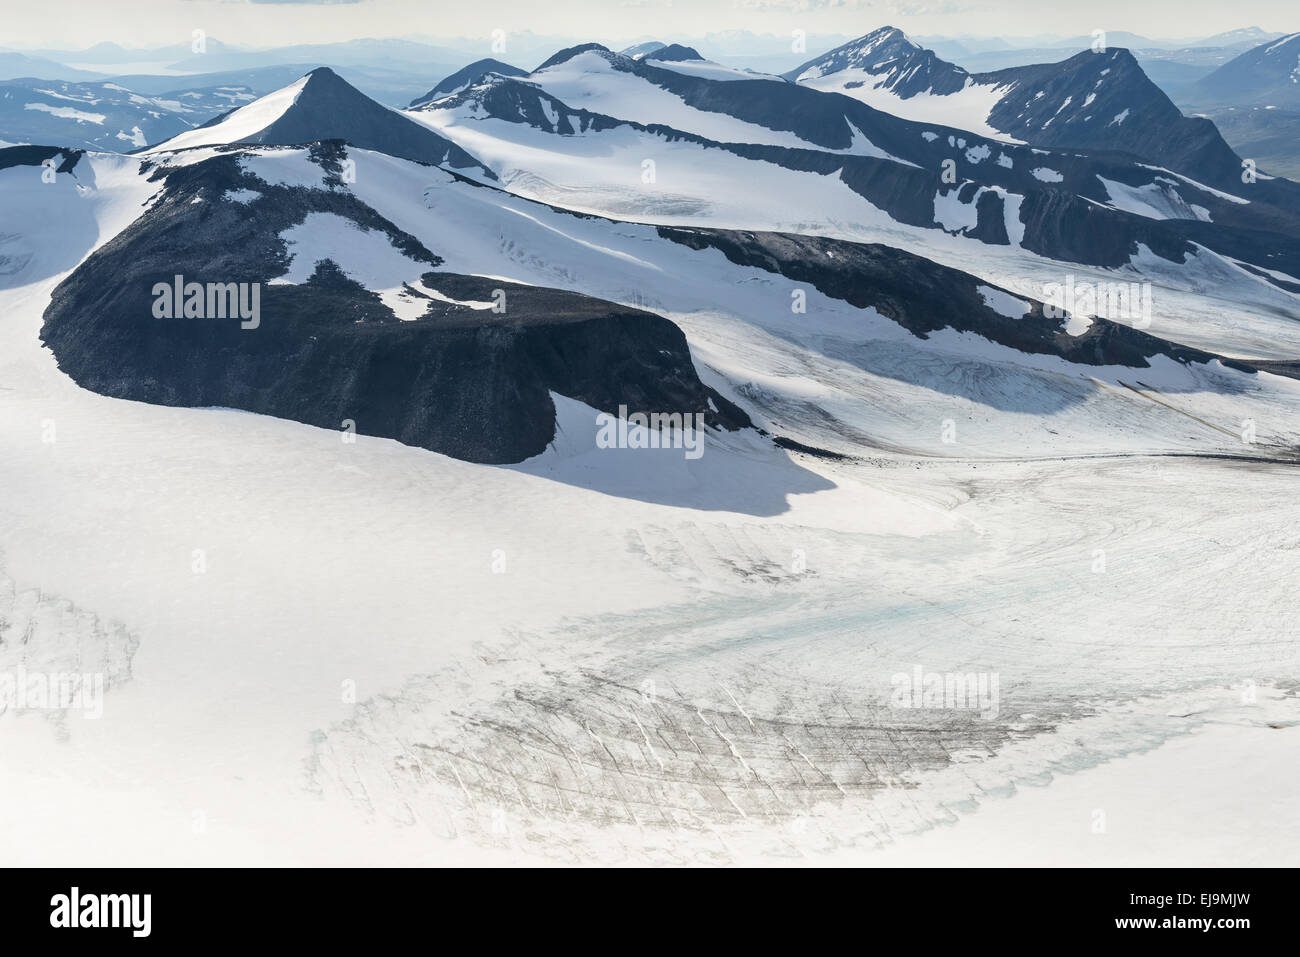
[881,0,973,14]
[732,0,971,12]
[227,0,365,5]
[732,0,871,10]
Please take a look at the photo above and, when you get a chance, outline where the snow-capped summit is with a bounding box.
[640,43,780,81]
[533,42,624,73]
[788,31,1248,188]
[644,44,705,63]
[983,48,1243,186]
[619,40,667,60]
[146,67,491,176]
[400,33,1300,277]
[408,58,527,108]
[526,39,771,90]
[411,71,613,136]
[785,26,969,98]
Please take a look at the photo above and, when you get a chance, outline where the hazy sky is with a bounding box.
[4,0,1294,51]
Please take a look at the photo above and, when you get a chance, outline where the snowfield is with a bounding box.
[2,138,1299,868]
[403,105,1300,362]
[796,73,1025,145]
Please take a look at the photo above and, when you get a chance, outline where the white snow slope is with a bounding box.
[797,72,1023,145]
[1,144,1298,867]
[406,96,1300,362]
[141,75,309,154]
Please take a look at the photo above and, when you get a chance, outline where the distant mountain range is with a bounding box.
[0,51,108,83]
[0,77,255,150]
[393,35,1300,295]
[1171,32,1300,181]
[785,28,1248,187]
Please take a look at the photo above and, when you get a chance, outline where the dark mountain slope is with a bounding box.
[1189,33,1300,107]
[38,146,748,464]
[408,58,527,108]
[784,26,969,97]
[657,225,1249,372]
[787,28,1259,191]
[981,49,1244,188]
[645,45,706,63]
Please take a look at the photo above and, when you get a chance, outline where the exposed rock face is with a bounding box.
[656,225,1251,372]
[0,145,83,173]
[784,26,969,97]
[782,30,1300,228]
[430,78,621,136]
[25,139,1269,471]
[39,147,749,464]
[981,49,1244,189]
[645,45,706,63]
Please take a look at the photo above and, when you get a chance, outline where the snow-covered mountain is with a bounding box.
[36,144,749,464]
[6,25,1300,871]
[978,48,1247,186]
[9,134,1300,870]
[146,67,491,176]
[785,27,969,98]
[17,138,1294,470]
[408,58,527,108]
[788,28,1250,189]
[620,40,667,60]
[405,42,1300,289]
[642,44,782,81]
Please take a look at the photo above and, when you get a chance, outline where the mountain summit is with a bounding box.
[148,67,491,176]
[980,48,1244,185]
[790,31,1247,188]
[785,26,969,97]
[645,44,705,63]
[408,58,528,108]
